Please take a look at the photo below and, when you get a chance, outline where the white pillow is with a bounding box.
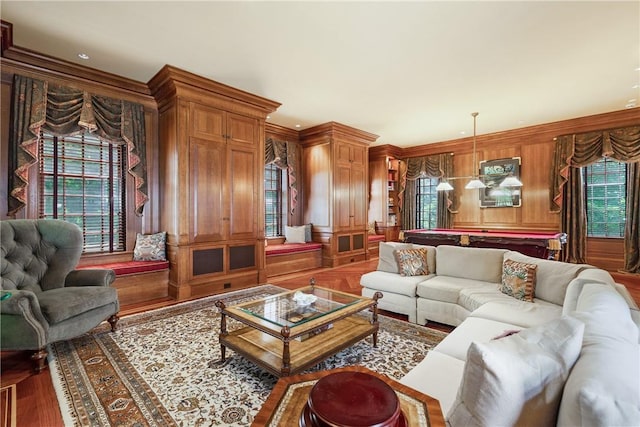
[447,316,585,427]
[284,225,306,243]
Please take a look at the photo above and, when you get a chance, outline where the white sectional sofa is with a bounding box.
[360,243,640,426]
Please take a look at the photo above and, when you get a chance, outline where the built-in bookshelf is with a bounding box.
[387,159,399,227]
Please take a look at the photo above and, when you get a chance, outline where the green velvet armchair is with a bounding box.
[1,219,120,373]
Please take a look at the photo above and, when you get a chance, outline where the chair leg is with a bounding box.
[108,313,119,332]
[31,348,47,374]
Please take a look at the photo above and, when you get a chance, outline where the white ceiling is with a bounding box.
[2,1,639,147]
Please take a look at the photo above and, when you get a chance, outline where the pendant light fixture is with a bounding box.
[464,112,487,190]
[436,111,523,191]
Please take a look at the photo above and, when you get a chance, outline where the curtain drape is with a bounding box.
[8,74,149,216]
[399,153,454,229]
[551,125,640,272]
[265,137,300,214]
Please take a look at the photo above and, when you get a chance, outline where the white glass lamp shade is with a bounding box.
[436,181,454,191]
[499,175,523,187]
[465,178,487,189]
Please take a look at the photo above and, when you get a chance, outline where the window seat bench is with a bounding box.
[78,260,169,306]
[367,234,386,258]
[266,242,323,277]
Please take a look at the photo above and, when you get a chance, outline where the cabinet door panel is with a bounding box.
[189,137,226,243]
[228,113,258,146]
[335,164,352,230]
[351,166,367,229]
[190,103,225,141]
[228,146,258,239]
[336,143,352,166]
[351,145,366,166]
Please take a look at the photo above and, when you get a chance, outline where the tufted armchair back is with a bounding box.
[1,219,83,293]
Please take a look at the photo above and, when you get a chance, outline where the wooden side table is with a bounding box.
[252,366,445,427]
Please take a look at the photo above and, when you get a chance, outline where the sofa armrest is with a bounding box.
[65,269,116,288]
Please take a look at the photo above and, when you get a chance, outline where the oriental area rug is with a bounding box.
[48,285,447,426]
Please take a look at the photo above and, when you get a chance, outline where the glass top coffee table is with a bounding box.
[215,281,383,377]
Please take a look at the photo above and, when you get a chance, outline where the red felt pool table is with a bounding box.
[403,228,567,260]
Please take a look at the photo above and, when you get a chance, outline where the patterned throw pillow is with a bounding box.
[500,259,538,302]
[133,232,167,261]
[393,248,429,277]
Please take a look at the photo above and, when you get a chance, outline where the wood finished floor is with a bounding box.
[2,259,639,427]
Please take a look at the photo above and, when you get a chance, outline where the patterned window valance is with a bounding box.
[551,125,640,212]
[8,75,149,216]
[550,124,640,273]
[265,137,300,214]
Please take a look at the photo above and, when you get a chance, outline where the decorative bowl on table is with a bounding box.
[292,291,317,308]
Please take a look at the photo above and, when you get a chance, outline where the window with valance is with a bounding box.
[550,125,640,273]
[264,137,301,215]
[398,153,454,230]
[8,74,149,217]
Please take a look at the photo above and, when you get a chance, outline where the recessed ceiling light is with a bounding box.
[626,102,637,109]
[78,53,90,60]
[295,124,301,128]
[266,115,271,119]
[459,131,466,135]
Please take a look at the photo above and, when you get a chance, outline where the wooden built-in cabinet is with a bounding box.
[300,122,378,267]
[368,145,403,242]
[149,65,280,300]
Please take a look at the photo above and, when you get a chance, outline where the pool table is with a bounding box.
[403,228,567,260]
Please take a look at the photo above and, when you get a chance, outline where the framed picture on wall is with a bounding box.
[479,157,521,208]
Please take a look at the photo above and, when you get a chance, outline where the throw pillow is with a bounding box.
[500,258,538,302]
[393,248,429,276]
[447,316,585,427]
[304,223,312,242]
[368,221,377,234]
[377,242,413,273]
[284,225,307,243]
[133,231,167,261]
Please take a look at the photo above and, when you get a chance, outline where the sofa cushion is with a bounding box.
[416,276,490,304]
[447,316,584,427]
[503,251,592,305]
[38,286,119,324]
[559,283,640,426]
[360,270,430,297]
[470,299,562,328]
[400,350,466,417]
[433,316,523,361]
[394,248,429,276]
[436,246,507,283]
[377,242,414,273]
[458,286,524,314]
[500,258,537,302]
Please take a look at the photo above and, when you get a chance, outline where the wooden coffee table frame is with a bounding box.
[215,287,383,377]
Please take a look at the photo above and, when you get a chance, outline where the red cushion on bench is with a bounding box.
[266,242,322,256]
[368,234,386,242]
[78,260,169,276]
